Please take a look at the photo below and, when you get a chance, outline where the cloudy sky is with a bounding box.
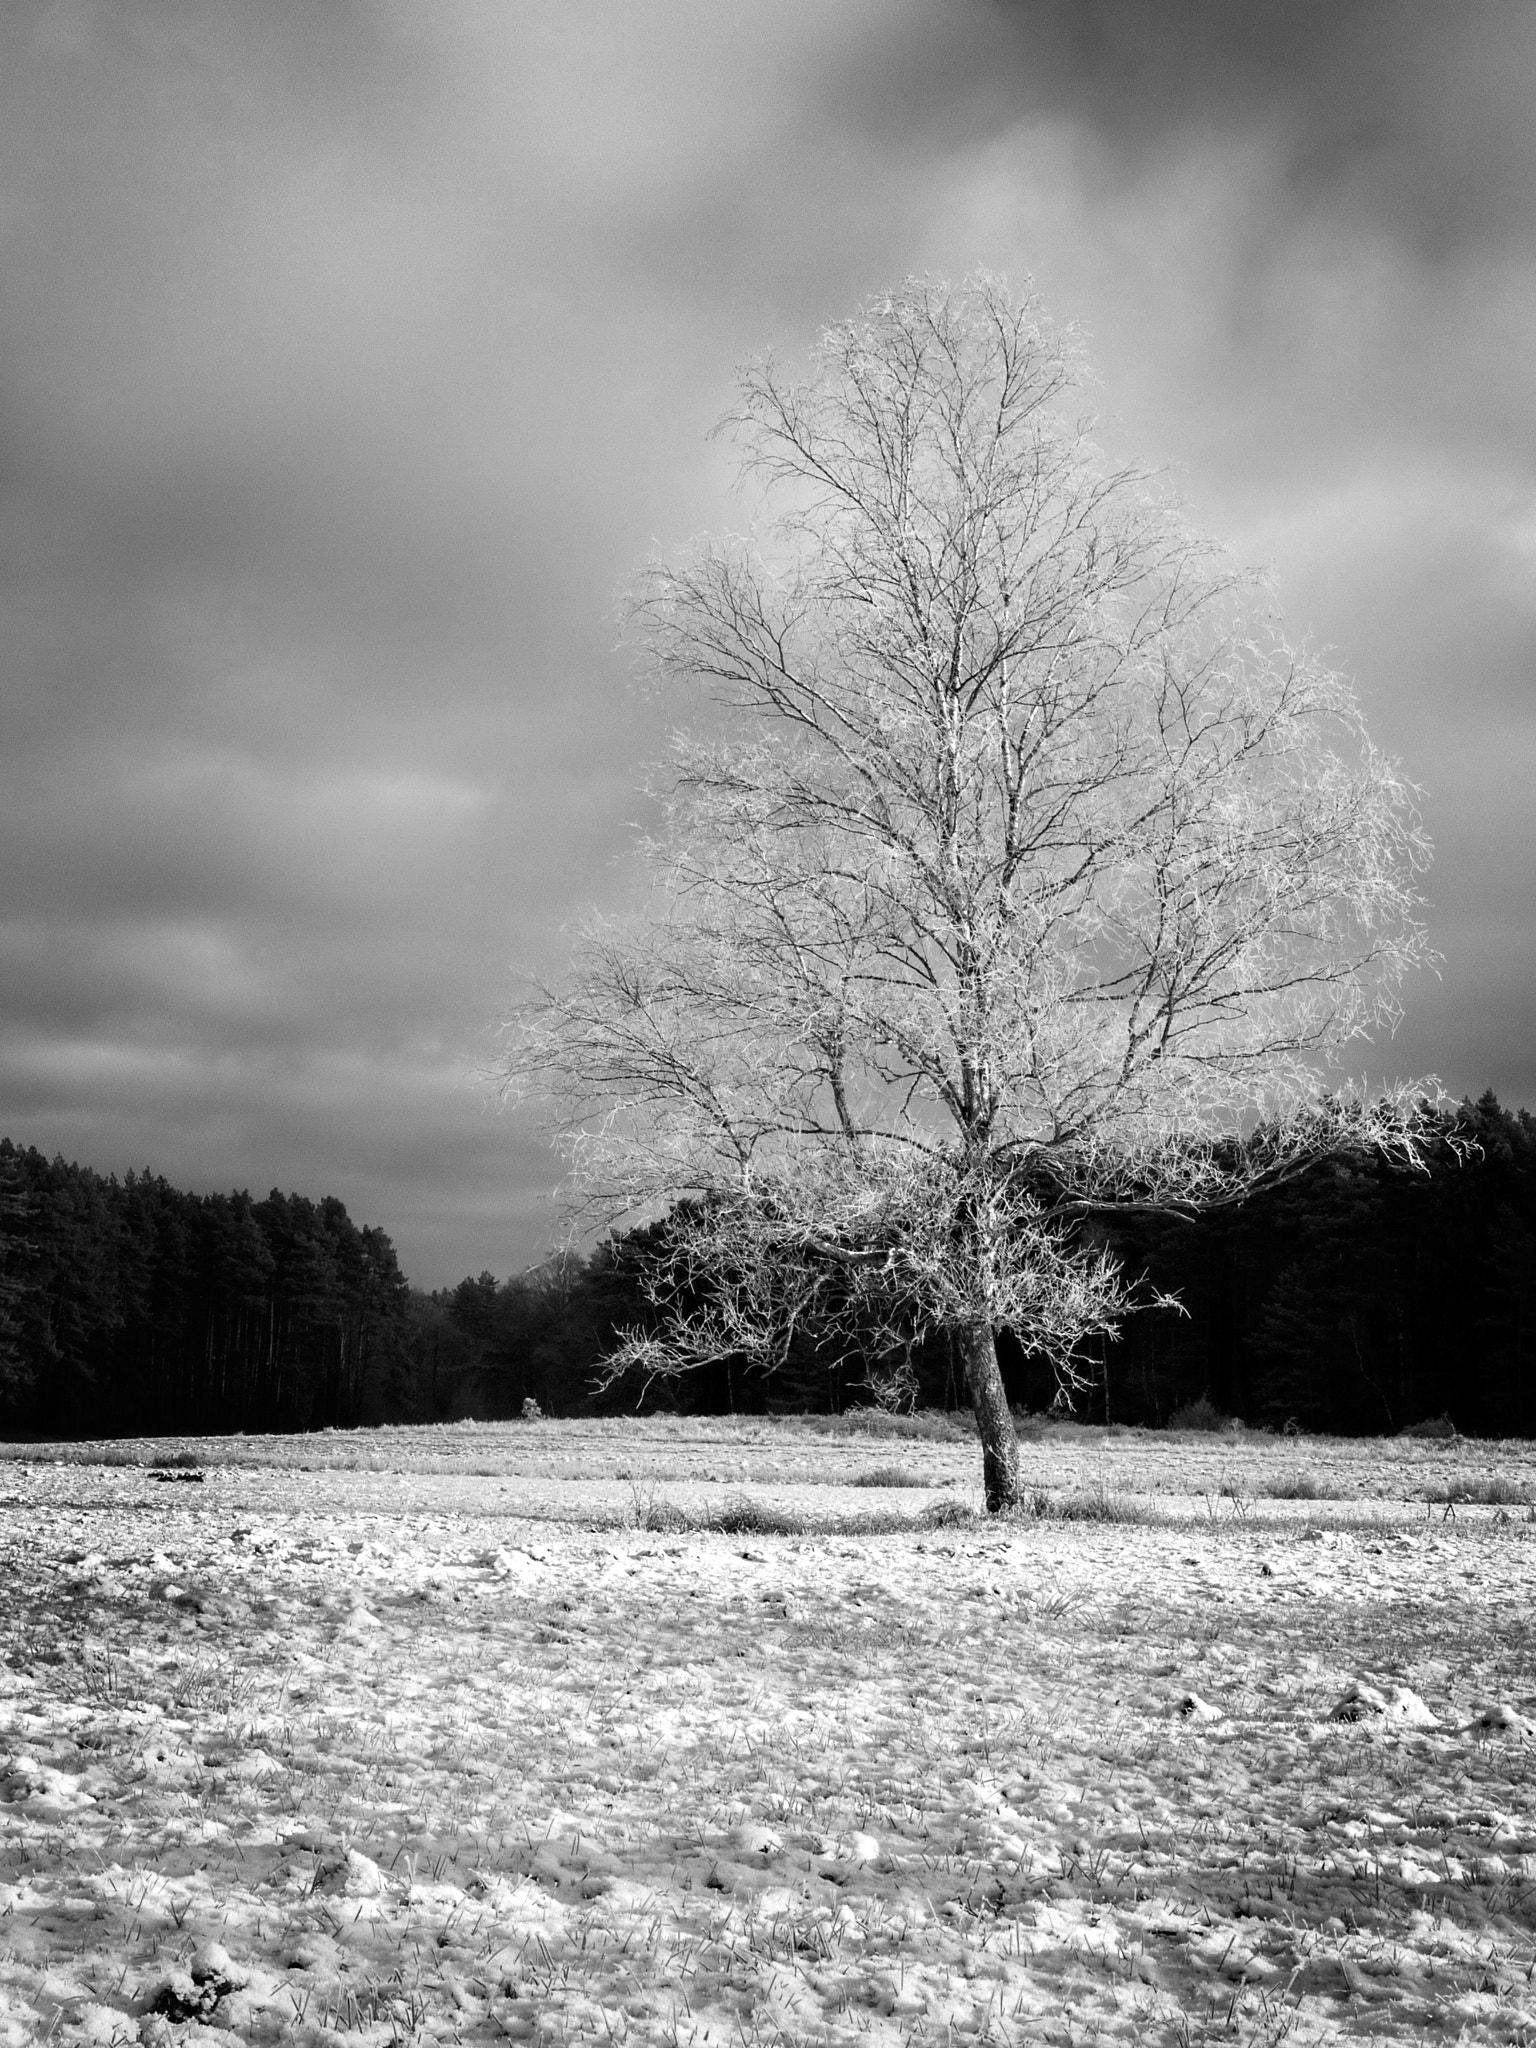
[2,1,1532,1289]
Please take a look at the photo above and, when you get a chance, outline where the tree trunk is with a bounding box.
[959,1318,1019,1512]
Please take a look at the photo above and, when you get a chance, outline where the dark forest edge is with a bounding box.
[1,1088,1532,1441]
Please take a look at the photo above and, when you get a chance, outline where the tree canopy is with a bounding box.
[501,273,1436,1507]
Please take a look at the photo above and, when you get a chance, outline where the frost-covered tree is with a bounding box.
[499,274,1436,1510]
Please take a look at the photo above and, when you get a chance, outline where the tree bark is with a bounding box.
[959,1318,1020,1512]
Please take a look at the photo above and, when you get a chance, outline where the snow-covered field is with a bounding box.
[3,1418,1535,2045]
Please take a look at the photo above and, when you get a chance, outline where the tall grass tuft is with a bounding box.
[1261,1469,1325,1500]
[1423,1476,1532,1507]
[706,1496,809,1536]
[799,1407,973,1442]
[628,1492,985,1537]
[1014,1482,1139,1524]
[917,1498,980,1529]
[849,1465,932,1488]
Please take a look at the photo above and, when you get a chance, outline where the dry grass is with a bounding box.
[1018,1481,1142,1524]
[1422,1474,1534,1507]
[848,1463,933,1487]
[795,1405,974,1442]
[1258,1467,1326,1499]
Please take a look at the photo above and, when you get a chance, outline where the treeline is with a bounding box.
[0,1142,416,1436]
[3,1090,1535,1438]
[419,1093,1536,1438]
[1092,1090,1536,1438]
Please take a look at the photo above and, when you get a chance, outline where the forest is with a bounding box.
[0,1089,1532,1440]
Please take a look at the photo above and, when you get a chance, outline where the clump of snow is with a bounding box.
[0,1756,97,1814]
[147,1940,248,2024]
[1174,1691,1222,1722]
[1328,1681,1440,1727]
[1460,1701,1536,1740]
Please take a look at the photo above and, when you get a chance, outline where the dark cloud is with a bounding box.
[990,1,1536,253]
[0,0,1529,1283]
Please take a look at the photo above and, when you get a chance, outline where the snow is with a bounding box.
[0,1421,1534,2043]
[1327,1682,1440,1728]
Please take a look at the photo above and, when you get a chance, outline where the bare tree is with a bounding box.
[500,273,1436,1510]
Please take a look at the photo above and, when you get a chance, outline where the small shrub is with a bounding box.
[521,1397,543,1422]
[849,1465,930,1488]
[1167,1395,1225,1432]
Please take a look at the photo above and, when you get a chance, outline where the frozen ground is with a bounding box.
[2,1420,1535,2045]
